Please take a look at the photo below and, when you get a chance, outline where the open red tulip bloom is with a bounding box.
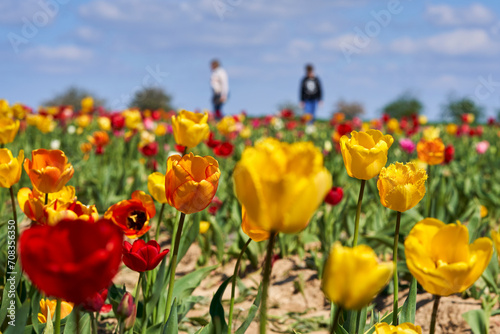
[20,218,123,304]
[123,239,169,272]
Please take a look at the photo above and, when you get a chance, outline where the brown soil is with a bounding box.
[114,242,500,334]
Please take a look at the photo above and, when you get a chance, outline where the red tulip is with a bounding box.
[111,113,126,130]
[325,187,344,206]
[206,132,221,149]
[139,142,158,157]
[444,145,454,164]
[123,239,169,272]
[20,218,123,304]
[82,289,112,313]
[213,142,234,157]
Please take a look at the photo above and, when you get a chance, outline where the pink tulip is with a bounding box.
[476,140,489,154]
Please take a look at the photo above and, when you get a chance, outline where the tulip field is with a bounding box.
[1,100,500,334]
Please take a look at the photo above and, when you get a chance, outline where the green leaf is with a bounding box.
[31,291,43,334]
[162,298,178,334]
[146,256,168,322]
[462,309,488,334]
[235,284,262,334]
[171,265,217,303]
[0,261,22,326]
[177,213,200,263]
[5,295,31,334]
[208,276,231,333]
[63,312,91,334]
[400,277,417,324]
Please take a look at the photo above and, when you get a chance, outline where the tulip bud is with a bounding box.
[116,292,135,319]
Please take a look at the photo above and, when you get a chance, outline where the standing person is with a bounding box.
[300,64,323,121]
[210,59,229,120]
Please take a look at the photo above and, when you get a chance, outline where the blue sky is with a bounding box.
[1,0,500,120]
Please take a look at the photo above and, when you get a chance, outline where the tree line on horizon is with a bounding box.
[41,86,495,123]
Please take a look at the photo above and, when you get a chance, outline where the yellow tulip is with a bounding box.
[97,116,111,131]
[492,230,500,264]
[405,218,493,296]
[0,99,9,115]
[422,126,440,140]
[340,130,394,180]
[18,186,76,224]
[165,153,220,214]
[0,149,23,188]
[45,201,99,225]
[377,162,427,212]
[418,115,428,125]
[446,124,458,136]
[38,298,73,324]
[387,118,400,133]
[76,114,92,128]
[241,206,269,242]
[147,172,168,204]
[199,221,211,234]
[0,117,20,144]
[480,205,488,218]
[123,109,143,130]
[36,115,56,134]
[375,322,422,334]
[417,138,445,165]
[81,96,94,113]
[171,110,209,148]
[322,242,393,310]
[154,123,168,137]
[217,116,237,136]
[233,138,331,234]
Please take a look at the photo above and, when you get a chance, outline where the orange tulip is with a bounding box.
[165,153,220,214]
[24,149,74,193]
[104,190,156,238]
[416,138,445,165]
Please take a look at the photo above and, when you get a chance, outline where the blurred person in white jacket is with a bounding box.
[210,59,229,119]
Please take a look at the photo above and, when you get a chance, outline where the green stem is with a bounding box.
[260,231,277,334]
[75,306,81,334]
[355,310,361,334]
[54,299,62,334]
[164,212,186,320]
[90,312,98,334]
[330,305,342,334]
[392,211,402,326]
[228,238,252,334]
[352,179,366,247]
[429,295,441,334]
[45,193,49,205]
[134,273,142,304]
[426,165,432,217]
[155,203,166,241]
[9,186,18,242]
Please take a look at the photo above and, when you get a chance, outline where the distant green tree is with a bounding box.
[333,99,364,119]
[441,96,484,123]
[42,86,105,110]
[129,86,173,111]
[382,93,422,118]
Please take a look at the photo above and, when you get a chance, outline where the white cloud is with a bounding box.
[288,39,314,57]
[390,29,500,56]
[426,3,495,26]
[75,26,101,42]
[321,34,381,55]
[24,45,94,61]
